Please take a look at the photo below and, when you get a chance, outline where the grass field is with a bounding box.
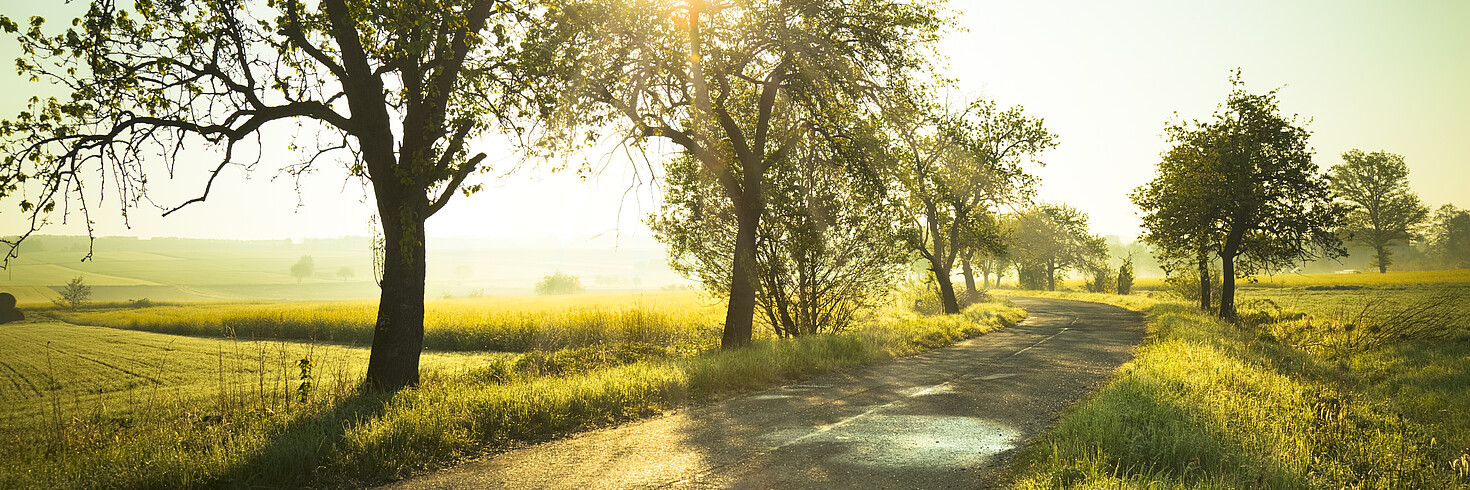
[51,291,726,353]
[998,272,1470,488]
[0,292,1025,488]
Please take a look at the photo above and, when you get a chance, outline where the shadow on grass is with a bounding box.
[210,390,394,488]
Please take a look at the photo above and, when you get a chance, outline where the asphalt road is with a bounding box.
[384,297,1146,489]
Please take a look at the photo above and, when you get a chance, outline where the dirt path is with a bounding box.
[385,297,1145,489]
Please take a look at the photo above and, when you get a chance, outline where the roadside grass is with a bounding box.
[998,288,1470,489]
[48,291,725,353]
[1,296,1023,488]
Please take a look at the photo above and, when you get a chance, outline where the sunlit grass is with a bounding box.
[0,293,1024,488]
[1001,289,1470,489]
[50,291,725,353]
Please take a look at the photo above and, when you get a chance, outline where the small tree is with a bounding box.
[336,267,354,283]
[53,275,92,310]
[290,256,315,284]
[534,272,584,295]
[1116,256,1136,295]
[1426,204,1470,269]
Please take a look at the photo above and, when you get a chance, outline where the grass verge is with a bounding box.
[998,289,1470,489]
[2,300,1023,488]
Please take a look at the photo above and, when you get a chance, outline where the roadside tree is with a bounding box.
[1328,150,1429,273]
[1139,73,1344,320]
[541,0,945,347]
[890,99,1052,312]
[0,1,557,391]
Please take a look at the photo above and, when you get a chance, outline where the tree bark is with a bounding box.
[1375,244,1388,273]
[1046,258,1057,291]
[1218,227,1246,321]
[723,196,760,348]
[933,262,960,314]
[1197,252,1211,312]
[960,254,977,298]
[364,199,428,392]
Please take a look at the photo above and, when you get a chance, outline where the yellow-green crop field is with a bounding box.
[0,290,1026,488]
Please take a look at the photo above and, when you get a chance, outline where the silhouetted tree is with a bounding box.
[0,1,557,392]
[291,255,316,284]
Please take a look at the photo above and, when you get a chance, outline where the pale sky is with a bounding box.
[1,0,1467,245]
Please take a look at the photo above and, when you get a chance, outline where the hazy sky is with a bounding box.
[1,0,1466,245]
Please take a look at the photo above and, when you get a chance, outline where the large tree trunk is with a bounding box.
[364,200,428,392]
[1046,259,1057,291]
[723,197,760,349]
[1375,244,1389,273]
[933,262,960,315]
[1218,228,1245,321]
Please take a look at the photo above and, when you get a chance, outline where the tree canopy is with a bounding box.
[0,0,556,391]
[1328,149,1429,273]
[544,0,948,346]
[1134,72,1344,319]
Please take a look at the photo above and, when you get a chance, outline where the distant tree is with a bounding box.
[534,272,584,295]
[53,275,92,310]
[1137,72,1345,320]
[290,256,315,284]
[1328,150,1429,273]
[336,267,354,283]
[0,0,559,392]
[890,99,1053,312]
[454,265,474,282]
[544,0,945,347]
[1427,204,1470,269]
[1007,204,1106,291]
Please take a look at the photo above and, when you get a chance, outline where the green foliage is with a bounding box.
[1006,204,1106,291]
[890,98,1054,312]
[1084,265,1114,293]
[1133,71,1345,319]
[533,271,584,295]
[651,137,907,337]
[1427,204,1470,269]
[1328,149,1429,273]
[52,275,92,310]
[545,0,950,346]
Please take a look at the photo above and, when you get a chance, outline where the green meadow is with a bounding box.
[1001,272,1470,489]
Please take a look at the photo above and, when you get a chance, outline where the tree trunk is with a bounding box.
[1197,253,1211,312]
[1220,252,1237,321]
[1375,244,1388,273]
[1046,258,1057,291]
[364,200,428,392]
[723,198,760,349]
[934,262,960,314]
[1218,228,1245,321]
[960,255,977,298]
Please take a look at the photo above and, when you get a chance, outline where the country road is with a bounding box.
[385,297,1146,489]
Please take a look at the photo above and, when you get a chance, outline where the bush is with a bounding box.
[534,272,584,295]
[1116,258,1135,295]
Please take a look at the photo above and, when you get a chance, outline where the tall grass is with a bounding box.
[2,298,1024,488]
[1002,290,1470,489]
